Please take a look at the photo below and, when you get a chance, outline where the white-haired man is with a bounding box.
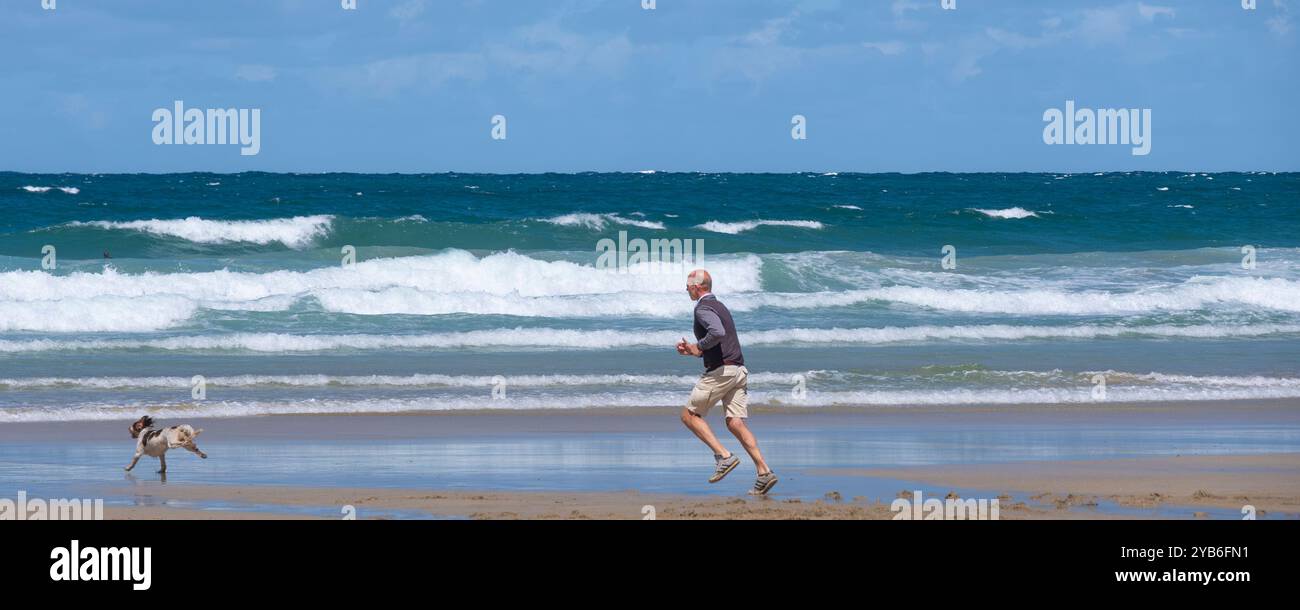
[676,269,777,495]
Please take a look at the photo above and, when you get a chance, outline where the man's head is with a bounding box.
[686,269,712,301]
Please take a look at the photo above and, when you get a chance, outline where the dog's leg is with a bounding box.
[184,442,207,459]
[157,453,167,474]
[125,450,142,472]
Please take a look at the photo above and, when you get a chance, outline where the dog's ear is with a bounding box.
[128,416,152,439]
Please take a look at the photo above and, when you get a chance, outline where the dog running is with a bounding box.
[125,415,208,474]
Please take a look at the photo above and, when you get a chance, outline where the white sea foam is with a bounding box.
[3,246,1299,330]
[21,185,79,194]
[695,220,824,234]
[833,205,863,210]
[0,250,766,330]
[7,370,1293,393]
[0,373,700,390]
[970,207,1039,219]
[0,296,197,332]
[540,213,665,230]
[0,323,1295,353]
[1092,371,1300,387]
[859,276,1300,314]
[7,378,1300,422]
[68,215,334,248]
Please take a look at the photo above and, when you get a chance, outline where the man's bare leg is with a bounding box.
[680,408,730,457]
[725,417,770,474]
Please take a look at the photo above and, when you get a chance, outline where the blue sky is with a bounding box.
[1,0,1295,173]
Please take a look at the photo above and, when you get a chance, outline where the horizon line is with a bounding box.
[2,169,1294,176]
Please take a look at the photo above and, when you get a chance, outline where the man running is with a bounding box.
[676,269,777,495]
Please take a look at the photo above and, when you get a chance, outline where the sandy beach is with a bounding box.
[825,453,1300,516]
[2,400,1296,520]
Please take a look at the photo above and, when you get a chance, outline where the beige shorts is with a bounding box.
[686,365,749,419]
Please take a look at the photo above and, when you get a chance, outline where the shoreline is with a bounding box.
[1,399,1296,520]
[96,451,1300,520]
[4,398,1298,439]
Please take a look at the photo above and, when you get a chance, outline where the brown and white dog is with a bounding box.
[126,416,207,473]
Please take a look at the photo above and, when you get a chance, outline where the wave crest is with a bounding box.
[68,215,334,248]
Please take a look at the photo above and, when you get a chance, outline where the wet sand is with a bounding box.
[100,485,1106,520]
[1,400,1297,519]
[822,453,1300,516]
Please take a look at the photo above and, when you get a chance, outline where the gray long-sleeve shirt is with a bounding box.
[694,295,727,350]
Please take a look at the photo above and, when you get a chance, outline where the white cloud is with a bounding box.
[235,64,278,82]
[985,27,1050,50]
[1075,6,1137,42]
[320,19,633,97]
[1137,3,1176,21]
[388,0,426,24]
[1268,0,1294,36]
[936,2,1182,82]
[1075,3,1176,44]
[487,20,632,77]
[56,93,107,130]
[890,0,926,19]
[862,41,906,56]
[322,52,485,98]
[740,14,796,47]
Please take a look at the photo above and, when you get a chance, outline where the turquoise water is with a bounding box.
[1,172,1298,421]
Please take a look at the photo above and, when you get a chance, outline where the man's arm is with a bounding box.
[695,308,727,350]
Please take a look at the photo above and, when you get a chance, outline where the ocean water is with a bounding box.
[1,171,1298,422]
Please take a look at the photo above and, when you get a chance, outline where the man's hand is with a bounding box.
[676,338,702,357]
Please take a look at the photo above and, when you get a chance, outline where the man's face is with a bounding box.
[686,283,702,301]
